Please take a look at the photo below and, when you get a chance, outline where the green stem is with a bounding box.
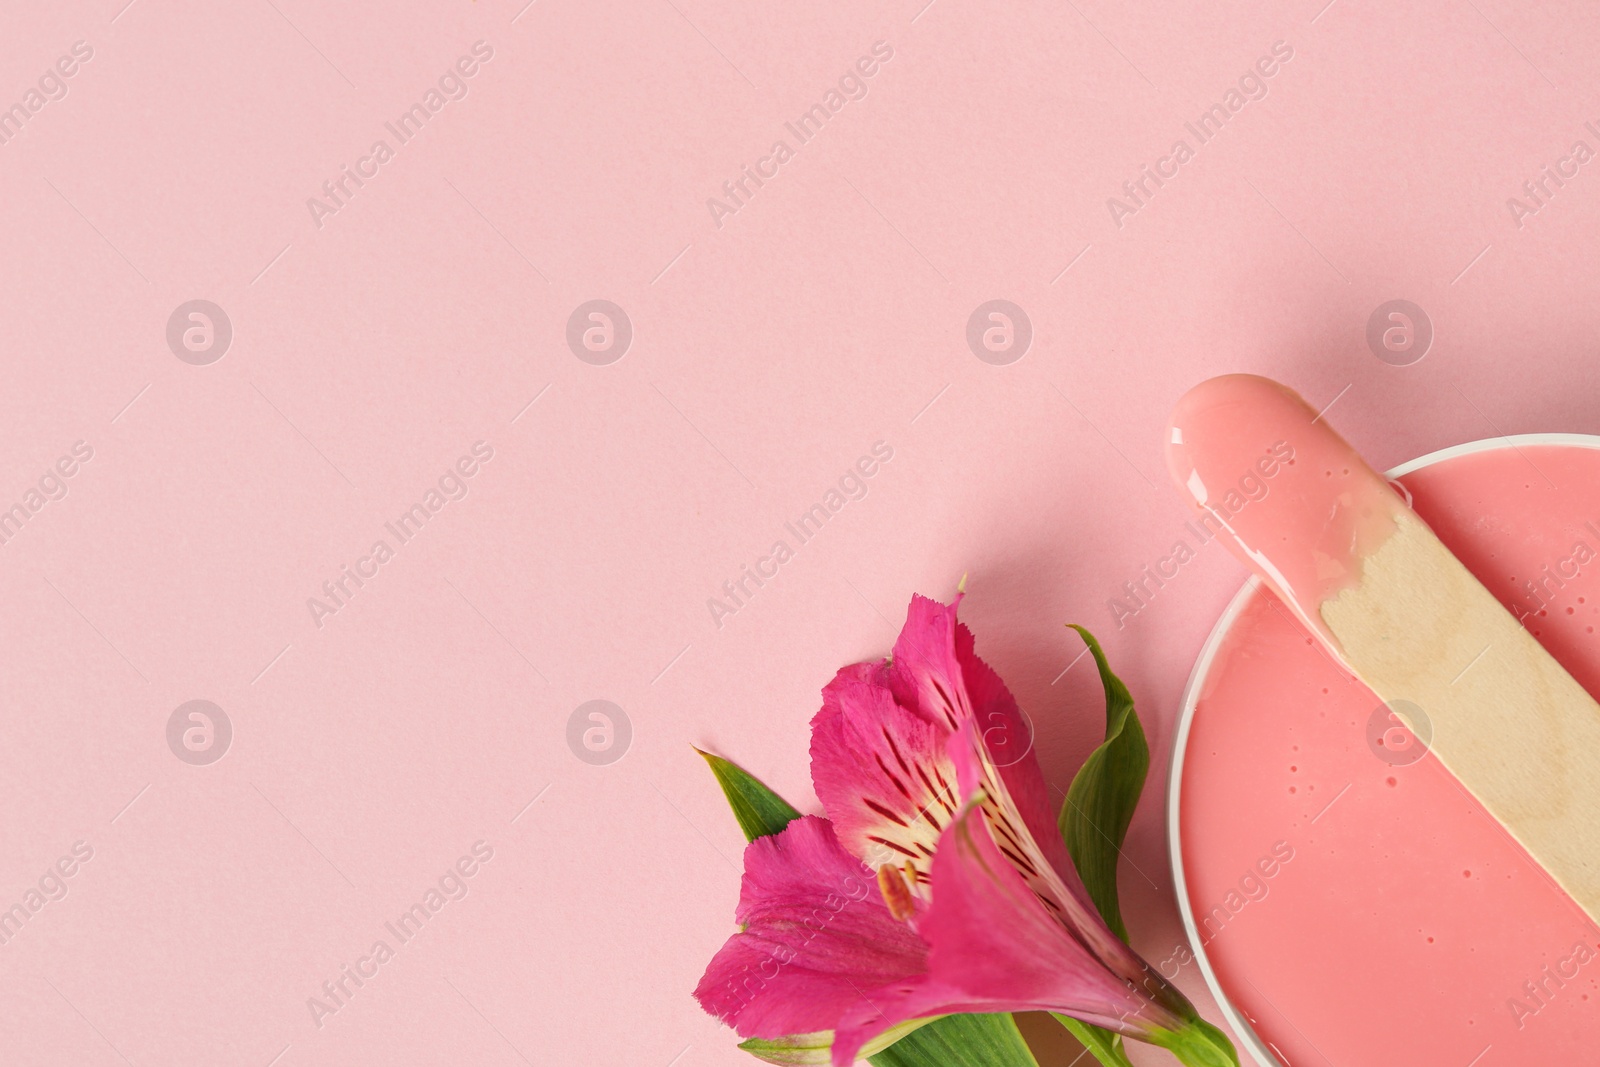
[1149,1018,1240,1067]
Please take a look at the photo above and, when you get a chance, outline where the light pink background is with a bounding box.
[3,1,1599,1065]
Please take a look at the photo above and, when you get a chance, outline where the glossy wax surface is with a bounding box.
[1179,443,1600,1066]
[1164,375,1410,651]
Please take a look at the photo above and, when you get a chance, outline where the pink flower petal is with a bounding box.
[693,816,929,1041]
[810,663,961,895]
[885,594,975,733]
[886,595,1107,940]
[952,617,1076,883]
[829,802,1189,1066]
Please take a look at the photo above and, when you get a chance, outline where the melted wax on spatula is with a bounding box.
[1164,374,1600,924]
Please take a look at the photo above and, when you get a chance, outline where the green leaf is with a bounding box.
[739,1020,940,1065]
[1149,1018,1240,1067]
[696,747,802,842]
[1049,631,1241,1066]
[1051,625,1152,1064]
[698,753,1042,1067]
[1057,624,1149,942]
[869,1012,1041,1067]
[1050,1015,1136,1067]
[740,1016,1044,1067]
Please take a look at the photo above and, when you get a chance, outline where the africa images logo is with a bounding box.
[306,442,494,629]
[1105,41,1294,228]
[0,40,94,148]
[704,41,894,229]
[708,441,894,629]
[306,42,495,229]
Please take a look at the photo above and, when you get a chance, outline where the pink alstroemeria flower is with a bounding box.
[694,593,1230,1066]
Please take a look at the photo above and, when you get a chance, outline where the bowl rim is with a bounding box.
[1165,431,1600,1066]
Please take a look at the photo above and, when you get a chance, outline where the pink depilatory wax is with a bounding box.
[1164,374,1412,654]
[1177,442,1600,1065]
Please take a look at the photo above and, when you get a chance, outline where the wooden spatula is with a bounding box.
[1165,374,1600,923]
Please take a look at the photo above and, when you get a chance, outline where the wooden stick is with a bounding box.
[1165,375,1600,922]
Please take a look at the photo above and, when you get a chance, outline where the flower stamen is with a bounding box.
[876,863,916,921]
